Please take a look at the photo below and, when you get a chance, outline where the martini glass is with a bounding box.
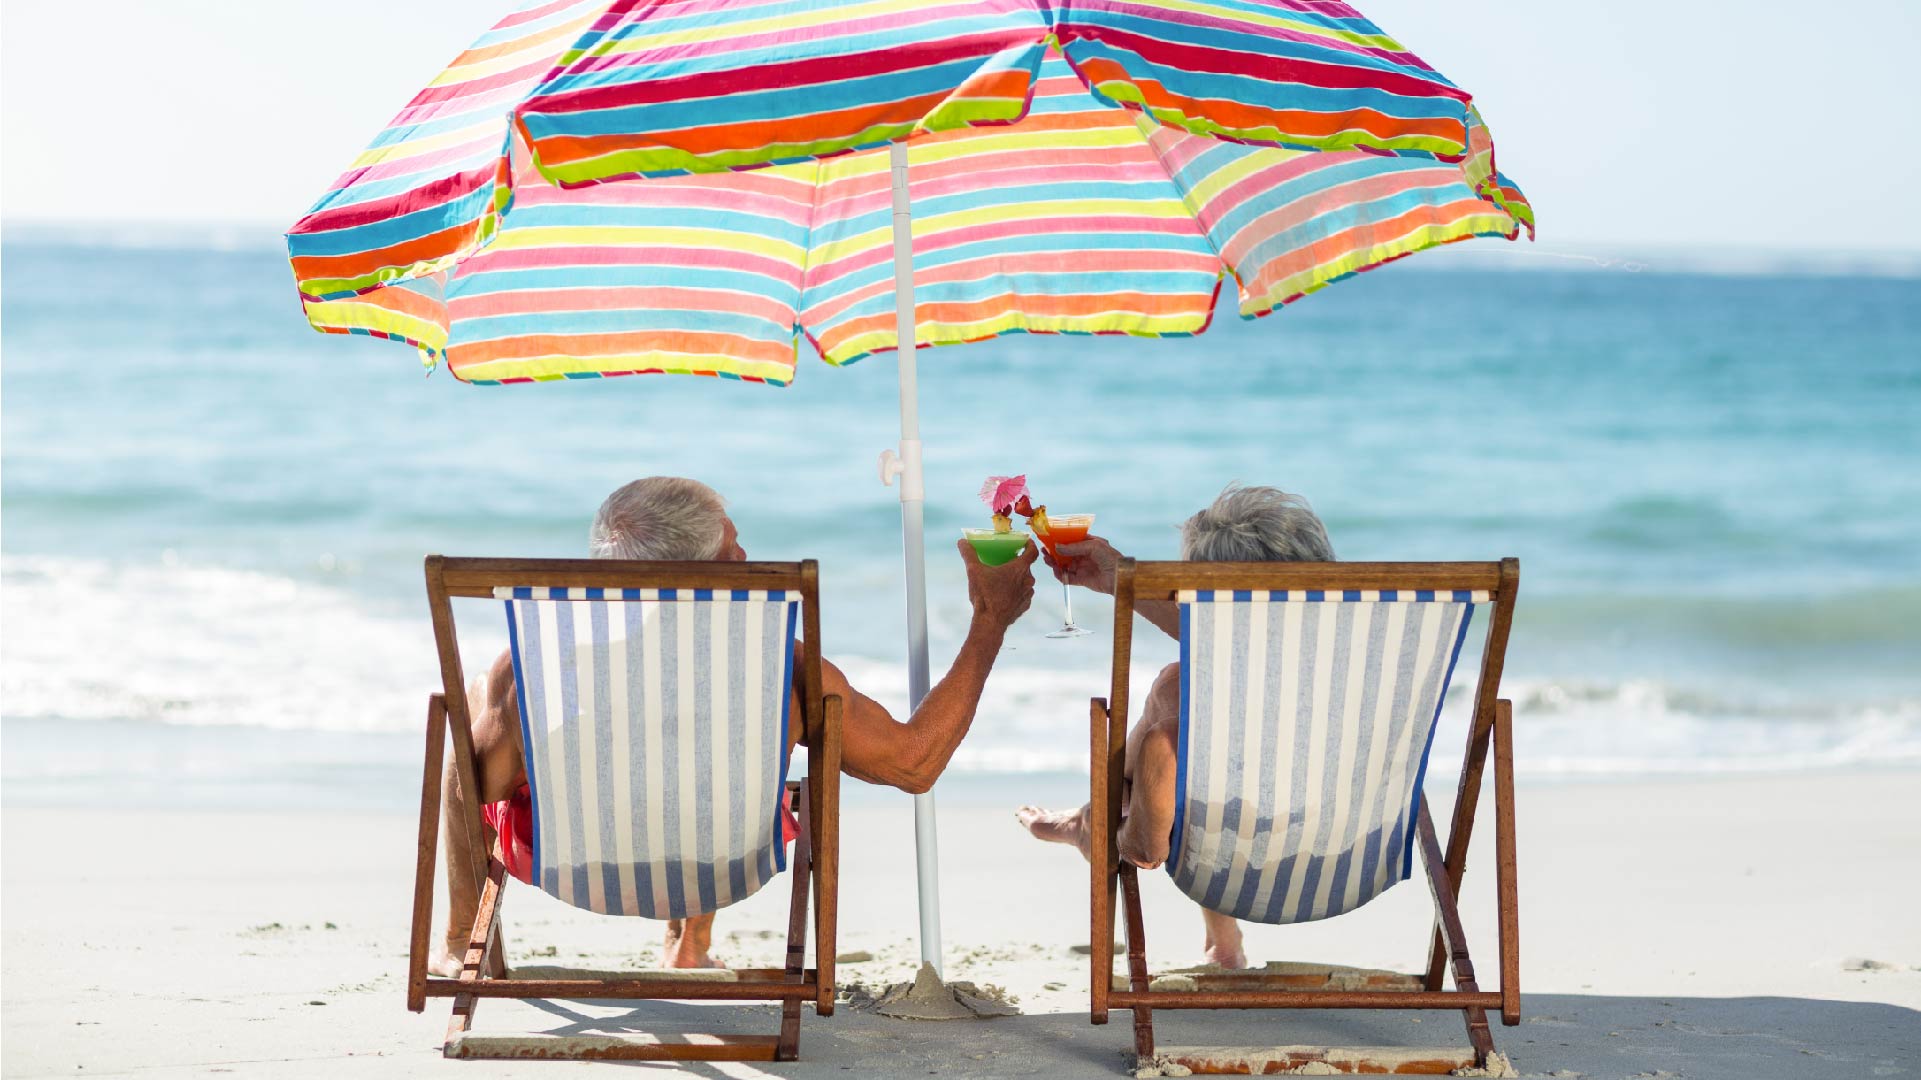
[1038,513,1095,638]
[962,528,1032,567]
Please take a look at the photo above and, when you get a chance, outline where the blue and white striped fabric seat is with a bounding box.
[497,586,799,919]
[1170,588,1484,924]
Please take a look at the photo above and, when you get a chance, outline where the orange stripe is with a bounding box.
[1075,57,1464,145]
[536,69,1031,165]
[290,221,479,286]
[1246,198,1496,291]
[448,329,795,366]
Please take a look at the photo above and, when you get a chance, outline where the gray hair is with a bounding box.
[1180,484,1335,563]
[590,477,727,561]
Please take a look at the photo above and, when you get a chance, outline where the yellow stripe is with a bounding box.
[1178,145,1311,210]
[304,298,450,353]
[350,117,500,169]
[454,351,797,384]
[808,196,1193,268]
[483,225,807,264]
[824,308,1208,364]
[429,15,600,87]
[1242,213,1514,314]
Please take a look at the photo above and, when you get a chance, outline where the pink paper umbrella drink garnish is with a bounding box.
[979,475,1028,517]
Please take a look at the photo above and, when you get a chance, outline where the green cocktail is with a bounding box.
[963,528,1031,567]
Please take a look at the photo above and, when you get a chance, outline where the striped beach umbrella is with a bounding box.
[287,0,1533,972]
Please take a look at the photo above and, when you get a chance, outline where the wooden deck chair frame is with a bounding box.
[407,556,842,1062]
[1089,559,1520,1075]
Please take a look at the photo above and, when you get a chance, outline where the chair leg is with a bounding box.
[409,694,447,1013]
[1119,864,1155,1059]
[444,845,506,1053]
[1426,710,1496,990]
[777,783,816,1062]
[1417,800,1495,1068]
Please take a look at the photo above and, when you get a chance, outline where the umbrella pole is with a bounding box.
[888,139,944,975]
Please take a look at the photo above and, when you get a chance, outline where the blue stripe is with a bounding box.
[503,600,543,882]
[526,54,1025,139]
[774,601,799,874]
[1167,602,1193,871]
[1402,603,1476,878]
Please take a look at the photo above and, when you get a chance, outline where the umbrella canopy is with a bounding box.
[295,54,1530,381]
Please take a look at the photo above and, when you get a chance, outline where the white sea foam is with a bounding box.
[5,556,1918,778]
[0,555,503,733]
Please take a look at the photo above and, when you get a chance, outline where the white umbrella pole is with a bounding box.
[885,139,944,975]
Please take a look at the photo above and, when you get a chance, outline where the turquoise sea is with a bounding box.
[4,231,1918,808]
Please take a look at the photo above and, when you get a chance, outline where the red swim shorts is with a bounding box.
[480,783,801,886]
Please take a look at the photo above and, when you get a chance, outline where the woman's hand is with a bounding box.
[1043,534,1122,596]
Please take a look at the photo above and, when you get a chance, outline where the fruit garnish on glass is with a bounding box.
[976,474,1094,637]
[966,474,1033,567]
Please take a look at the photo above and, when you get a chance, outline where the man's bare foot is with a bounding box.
[1016,804,1093,860]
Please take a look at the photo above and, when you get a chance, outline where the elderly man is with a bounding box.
[1017,485,1335,970]
[435,476,1036,974]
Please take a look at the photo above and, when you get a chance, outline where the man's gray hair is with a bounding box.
[590,477,727,561]
[1180,484,1335,563]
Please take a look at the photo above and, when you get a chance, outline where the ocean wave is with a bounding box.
[5,556,1918,778]
[0,555,504,732]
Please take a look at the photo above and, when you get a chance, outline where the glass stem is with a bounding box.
[1062,581,1075,628]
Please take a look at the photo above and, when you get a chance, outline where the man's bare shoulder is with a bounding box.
[472,649,517,716]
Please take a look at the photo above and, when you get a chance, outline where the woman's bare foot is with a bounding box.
[663,915,721,968]
[1016,803,1093,860]
[1200,910,1247,970]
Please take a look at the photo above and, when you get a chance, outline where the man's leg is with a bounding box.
[434,752,495,978]
[663,913,719,968]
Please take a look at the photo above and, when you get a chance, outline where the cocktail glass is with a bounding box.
[962,528,1032,567]
[1038,513,1095,638]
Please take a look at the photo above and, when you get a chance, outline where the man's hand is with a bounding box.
[1044,534,1122,595]
[958,538,1037,630]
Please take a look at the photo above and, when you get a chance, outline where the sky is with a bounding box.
[3,1,1919,254]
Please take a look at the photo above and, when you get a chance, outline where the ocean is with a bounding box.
[4,232,1918,810]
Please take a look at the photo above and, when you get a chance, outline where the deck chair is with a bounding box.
[408,557,842,1062]
[1089,559,1520,1075]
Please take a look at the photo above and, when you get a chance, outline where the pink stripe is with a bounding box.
[807,213,1206,283]
[460,244,802,282]
[321,136,500,195]
[1212,170,1465,266]
[1240,197,1494,293]
[1066,0,1436,73]
[449,284,795,324]
[496,0,597,31]
[293,165,494,235]
[803,247,1218,325]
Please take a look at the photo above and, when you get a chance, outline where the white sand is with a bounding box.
[5,770,1919,1078]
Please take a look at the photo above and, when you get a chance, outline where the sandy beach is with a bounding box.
[4,769,1917,1079]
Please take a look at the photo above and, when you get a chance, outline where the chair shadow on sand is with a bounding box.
[479,991,1919,1078]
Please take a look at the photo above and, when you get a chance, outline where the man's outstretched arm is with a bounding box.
[811,539,1037,794]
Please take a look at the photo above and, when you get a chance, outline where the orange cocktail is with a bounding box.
[1036,513,1095,638]
[1036,513,1093,559]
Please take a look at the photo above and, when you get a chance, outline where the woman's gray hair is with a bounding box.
[1180,484,1335,563]
[590,477,728,561]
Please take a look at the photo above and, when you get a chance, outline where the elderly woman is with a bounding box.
[1017,484,1335,970]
